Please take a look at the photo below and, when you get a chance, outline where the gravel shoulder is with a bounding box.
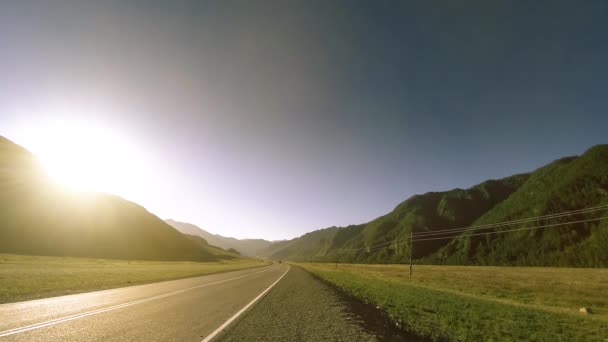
[216,266,379,342]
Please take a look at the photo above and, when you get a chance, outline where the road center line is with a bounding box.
[0,266,274,337]
[201,265,291,342]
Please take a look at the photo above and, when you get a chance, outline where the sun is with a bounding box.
[15,118,147,195]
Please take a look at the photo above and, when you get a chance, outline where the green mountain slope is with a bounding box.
[433,145,608,266]
[0,136,239,261]
[263,145,608,267]
[269,226,342,261]
[165,219,273,257]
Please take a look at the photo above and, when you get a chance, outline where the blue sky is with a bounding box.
[1,1,607,239]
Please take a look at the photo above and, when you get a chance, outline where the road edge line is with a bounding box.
[201,265,291,342]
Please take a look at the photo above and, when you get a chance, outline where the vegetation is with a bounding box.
[166,219,273,257]
[435,146,608,266]
[264,145,608,267]
[0,136,240,261]
[300,263,608,341]
[0,253,269,303]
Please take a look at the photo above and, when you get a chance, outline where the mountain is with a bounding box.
[165,220,273,257]
[262,145,608,267]
[0,136,240,261]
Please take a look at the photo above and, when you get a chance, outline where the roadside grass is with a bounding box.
[299,263,608,341]
[0,253,270,304]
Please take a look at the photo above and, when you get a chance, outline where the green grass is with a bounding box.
[300,263,608,341]
[0,253,270,304]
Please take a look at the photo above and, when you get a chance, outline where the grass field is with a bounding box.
[300,263,608,341]
[0,253,270,304]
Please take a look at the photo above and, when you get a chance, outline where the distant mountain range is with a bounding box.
[261,145,608,267]
[0,136,240,262]
[165,220,273,257]
[3,134,606,267]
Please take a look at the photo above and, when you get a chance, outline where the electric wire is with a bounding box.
[329,204,608,254]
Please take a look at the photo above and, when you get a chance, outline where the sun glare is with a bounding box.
[14,118,148,195]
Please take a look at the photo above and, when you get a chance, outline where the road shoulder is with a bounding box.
[217,265,378,342]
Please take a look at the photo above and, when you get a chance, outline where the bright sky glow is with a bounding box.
[1,1,607,240]
[5,97,162,201]
[27,121,140,193]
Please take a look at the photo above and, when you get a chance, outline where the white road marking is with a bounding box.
[201,265,291,342]
[0,266,274,337]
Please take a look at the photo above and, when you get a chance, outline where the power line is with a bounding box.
[411,215,608,242]
[322,206,608,280]
[338,205,608,251]
[347,215,608,254]
[412,204,608,237]
[329,206,608,254]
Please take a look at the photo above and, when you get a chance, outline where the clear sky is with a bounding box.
[1,1,607,240]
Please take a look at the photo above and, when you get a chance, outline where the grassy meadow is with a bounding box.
[0,253,269,304]
[300,263,608,341]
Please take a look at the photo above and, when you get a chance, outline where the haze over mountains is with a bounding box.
[0,136,239,261]
[165,220,273,257]
[261,145,608,267]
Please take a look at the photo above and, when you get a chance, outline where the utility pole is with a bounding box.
[409,231,413,279]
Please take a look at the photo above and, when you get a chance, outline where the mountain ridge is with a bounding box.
[0,136,241,262]
[261,145,608,267]
[165,219,273,257]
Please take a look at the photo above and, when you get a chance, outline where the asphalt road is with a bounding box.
[0,264,288,341]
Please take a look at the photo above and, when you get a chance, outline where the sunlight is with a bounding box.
[38,121,131,192]
[14,117,148,195]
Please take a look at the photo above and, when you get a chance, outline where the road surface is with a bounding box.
[0,264,289,341]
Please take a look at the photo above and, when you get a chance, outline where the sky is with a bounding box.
[1,1,607,240]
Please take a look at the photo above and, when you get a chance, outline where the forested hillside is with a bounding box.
[263,145,608,267]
